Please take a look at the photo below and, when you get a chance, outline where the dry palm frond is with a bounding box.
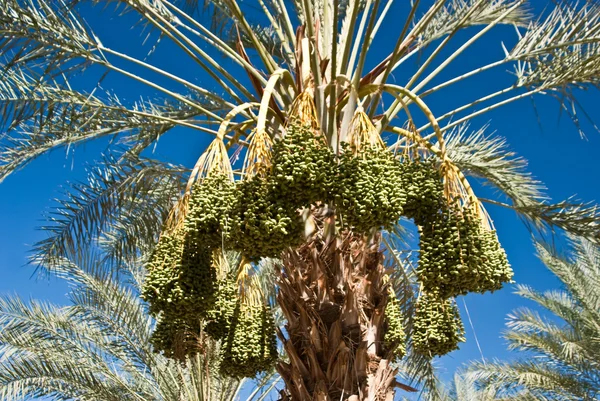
[440,163,472,207]
[167,133,234,238]
[234,257,257,301]
[212,248,232,281]
[439,162,495,231]
[162,192,192,233]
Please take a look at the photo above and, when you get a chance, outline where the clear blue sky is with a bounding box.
[0,0,598,397]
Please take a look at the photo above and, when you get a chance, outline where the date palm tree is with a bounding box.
[1,0,600,400]
[470,237,600,401]
[0,253,279,401]
[427,370,501,401]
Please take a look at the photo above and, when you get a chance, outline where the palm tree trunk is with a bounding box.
[276,212,402,401]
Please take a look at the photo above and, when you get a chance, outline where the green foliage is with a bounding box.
[336,144,406,234]
[0,253,285,401]
[33,155,184,269]
[470,237,600,401]
[220,301,278,378]
[232,176,303,260]
[412,292,465,358]
[271,120,335,207]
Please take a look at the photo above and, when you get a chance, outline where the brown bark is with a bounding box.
[276,212,410,401]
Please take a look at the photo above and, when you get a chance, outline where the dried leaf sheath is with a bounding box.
[276,211,414,401]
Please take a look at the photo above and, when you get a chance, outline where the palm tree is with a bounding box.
[0,253,280,401]
[1,0,600,400]
[428,370,502,401]
[470,237,600,401]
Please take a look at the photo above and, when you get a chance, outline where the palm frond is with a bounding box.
[59,259,156,363]
[426,369,510,401]
[0,0,100,75]
[534,240,600,323]
[0,69,220,182]
[510,2,600,90]
[469,237,600,401]
[444,124,545,205]
[398,352,443,401]
[513,285,582,329]
[471,359,594,401]
[0,253,277,401]
[33,155,185,269]
[97,206,170,267]
[0,296,143,400]
[410,1,600,135]
[507,199,600,245]
[418,0,530,44]
[504,312,592,370]
[444,125,600,243]
[236,25,289,64]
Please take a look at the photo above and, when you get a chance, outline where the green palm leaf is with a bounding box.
[470,237,600,401]
[0,254,278,401]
